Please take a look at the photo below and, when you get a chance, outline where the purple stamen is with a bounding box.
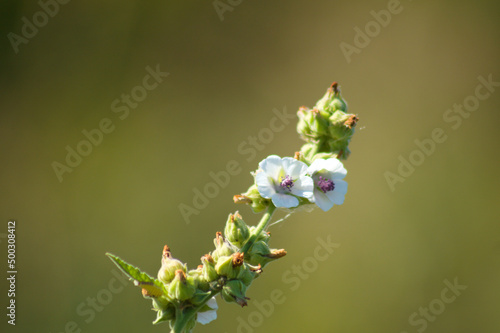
[279,175,294,191]
[318,176,335,193]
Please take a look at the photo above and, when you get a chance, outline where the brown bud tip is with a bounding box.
[233,195,252,204]
[297,106,308,115]
[235,297,250,307]
[331,82,339,93]
[162,245,172,259]
[175,269,186,282]
[201,253,215,264]
[250,263,262,273]
[197,264,203,270]
[232,252,245,267]
[344,114,359,129]
[266,249,287,259]
[312,108,320,115]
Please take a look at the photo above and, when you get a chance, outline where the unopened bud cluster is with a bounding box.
[297,82,358,163]
[235,82,357,213]
[146,211,285,330]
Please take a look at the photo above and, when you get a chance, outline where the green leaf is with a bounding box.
[106,252,166,298]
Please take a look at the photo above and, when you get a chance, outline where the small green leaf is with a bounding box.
[106,252,166,297]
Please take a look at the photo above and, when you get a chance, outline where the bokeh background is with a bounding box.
[1,1,499,332]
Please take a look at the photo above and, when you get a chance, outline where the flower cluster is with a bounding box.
[107,211,286,332]
[250,155,347,212]
[106,82,359,333]
[297,82,358,163]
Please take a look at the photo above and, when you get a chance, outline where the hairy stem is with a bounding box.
[240,204,276,254]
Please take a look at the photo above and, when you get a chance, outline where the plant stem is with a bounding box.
[240,204,276,254]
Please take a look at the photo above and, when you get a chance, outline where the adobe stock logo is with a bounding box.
[7,0,71,54]
[384,74,499,192]
[339,0,405,64]
[400,277,467,333]
[51,64,169,183]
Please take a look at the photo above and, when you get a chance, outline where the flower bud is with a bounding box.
[248,227,271,244]
[215,252,244,279]
[168,269,196,301]
[152,300,176,324]
[212,232,238,261]
[221,280,249,307]
[297,107,329,142]
[200,254,218,282]
[234,184,270,213]
[157,245,186,285]
[246,241,287,267]
[327,112,358,159]
[236,263,262,286]
[224,212,250,247]
[315,82,348,114]
[188,266,210,292]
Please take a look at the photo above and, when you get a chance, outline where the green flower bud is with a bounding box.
[168,270,196,301]
[315,82,348,114]
[221,280,249,307]
[246,241,287,267]
[158,245,186,285]
[188,266,210,291]
[200,254,218,282]
[248,227,271,244]
[215,252,244,279]
[212,232,238,261]
[297,107,329,141]
[236,263,262,286]
[224,212,250,247]
[152,299,176,324]
[233,184,270,213]
[327,112,358,159]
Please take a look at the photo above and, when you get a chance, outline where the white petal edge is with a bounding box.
[258,155,283,180]
[271,193,299,208]
[282,157,308,179]
[197,297,218,325]
[255,172,276,199]
[312,189,335,212]
[326,179,348,205]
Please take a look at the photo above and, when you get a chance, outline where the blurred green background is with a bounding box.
[1,1,499,332]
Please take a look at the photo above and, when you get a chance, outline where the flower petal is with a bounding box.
[197,297,218,325]
[312,189,335,212]
[326,179,348,205]
[255,172,276,199]
[282,157,308,179]
[325,158,347,178]
[291,175,314,199]
[259,155,283,180]
[271,193,299,208]
[307,158,329,174]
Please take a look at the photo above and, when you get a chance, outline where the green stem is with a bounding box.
[240,204,276,254]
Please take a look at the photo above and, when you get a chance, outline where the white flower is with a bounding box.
[307,158,348,212]
[255,155,313,208]
[196,297,218,325]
